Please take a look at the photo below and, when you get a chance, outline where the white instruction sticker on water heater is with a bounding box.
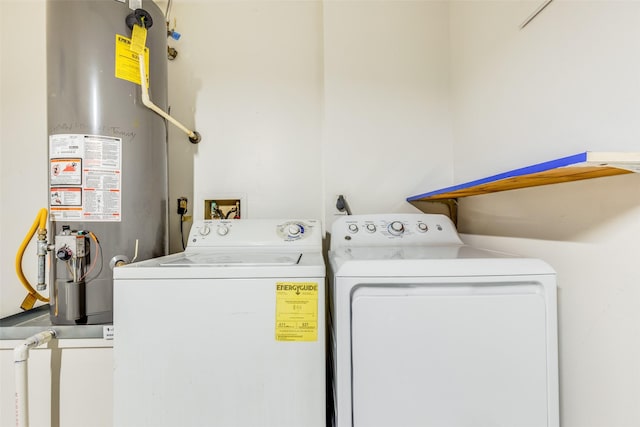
[49,134,122,222]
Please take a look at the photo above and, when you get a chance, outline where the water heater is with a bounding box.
[46,0,168,324]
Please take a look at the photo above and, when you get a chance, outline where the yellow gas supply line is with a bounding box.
[16,208,50,310]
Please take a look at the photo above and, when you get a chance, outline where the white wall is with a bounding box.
[450,0,640,178]
[450,1,640,425]
[0,0,49,318]
[168,0,452,231]
[322,0,453,225]
[181,0,326,224]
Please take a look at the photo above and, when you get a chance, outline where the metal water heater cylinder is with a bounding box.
[47,0,168,325]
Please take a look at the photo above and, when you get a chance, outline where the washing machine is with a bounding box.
[113,219,325,427]
[328,213,559,427]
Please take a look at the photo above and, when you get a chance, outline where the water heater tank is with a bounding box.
[47,0,168,325]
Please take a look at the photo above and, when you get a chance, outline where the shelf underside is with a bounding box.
[407,152,640,203]
[413,166,632,201]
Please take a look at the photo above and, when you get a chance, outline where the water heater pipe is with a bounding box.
[138,53,201,144]
[14,329,57,427]
[16,208,50,310]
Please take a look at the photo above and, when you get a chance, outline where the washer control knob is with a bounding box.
[388,221,405,236]
[217,225,229,236]
[417,223,428,232]
[288,224,302,236]
[348,224,359,234]
[366,224,377,233]
[199,225,211,236]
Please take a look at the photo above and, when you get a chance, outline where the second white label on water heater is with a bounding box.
[49,134,122,222]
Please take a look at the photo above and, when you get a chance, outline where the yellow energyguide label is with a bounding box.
[275,282,318,342]
[114,34,149,85]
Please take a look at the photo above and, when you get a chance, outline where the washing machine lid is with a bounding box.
[159,251,302,267]
[113,250,325,279]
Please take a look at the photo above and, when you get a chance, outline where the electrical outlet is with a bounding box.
[204,198,242,220]
[177,197,188,215]
[335,194,352,215]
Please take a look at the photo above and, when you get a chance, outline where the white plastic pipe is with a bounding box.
[138,53,200,143]
[14,330,57,427]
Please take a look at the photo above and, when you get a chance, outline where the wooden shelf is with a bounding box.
[407,152,640,220]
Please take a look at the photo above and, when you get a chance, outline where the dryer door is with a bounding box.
[350,281,551,427]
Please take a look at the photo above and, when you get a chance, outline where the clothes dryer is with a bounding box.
[328,214,558,427]
[113,219,325,427]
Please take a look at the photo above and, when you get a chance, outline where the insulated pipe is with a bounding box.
[138,53,201,143]
[14,330,57,427]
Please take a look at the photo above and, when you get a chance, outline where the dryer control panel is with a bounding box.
[331,214,462,247]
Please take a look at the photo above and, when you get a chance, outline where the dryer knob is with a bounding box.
[366,224,377,233]
[288,224,302,236]
[348,224,359,234]
[417,223,428,232]
[388,221,405,236]
[199,225,211,236]
[217,225,229,236]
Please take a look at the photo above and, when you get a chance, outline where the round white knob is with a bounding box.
[199,225,211,236]
[366,224,376,233]
[217,225,229,236]
[388,221,405,236]
[348,224,359,234]
[288,224,301,236]
[417,223,428,232]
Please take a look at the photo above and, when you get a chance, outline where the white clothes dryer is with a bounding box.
[113,219,325,427]
[328,214,559,427]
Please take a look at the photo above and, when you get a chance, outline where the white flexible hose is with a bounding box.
[131,239,139,264]
[138,53,199,141]
[14,330,57,427]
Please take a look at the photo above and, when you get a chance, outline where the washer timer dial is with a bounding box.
[277,221,309,240]
[288,224,302,236]
[388,221,405,236]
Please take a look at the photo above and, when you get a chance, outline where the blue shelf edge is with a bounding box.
[407,152,591,202]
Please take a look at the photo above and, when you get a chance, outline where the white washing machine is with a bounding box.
[113,219,325,427]
[328,214,559,427]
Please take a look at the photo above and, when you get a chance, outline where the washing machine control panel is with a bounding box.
[276,221,316,242]
[188,219,321,248]
[331,214,462,247]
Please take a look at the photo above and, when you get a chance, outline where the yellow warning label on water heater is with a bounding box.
[129,25,147,55]
[114,34,149,86]
[275,282,318,342]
